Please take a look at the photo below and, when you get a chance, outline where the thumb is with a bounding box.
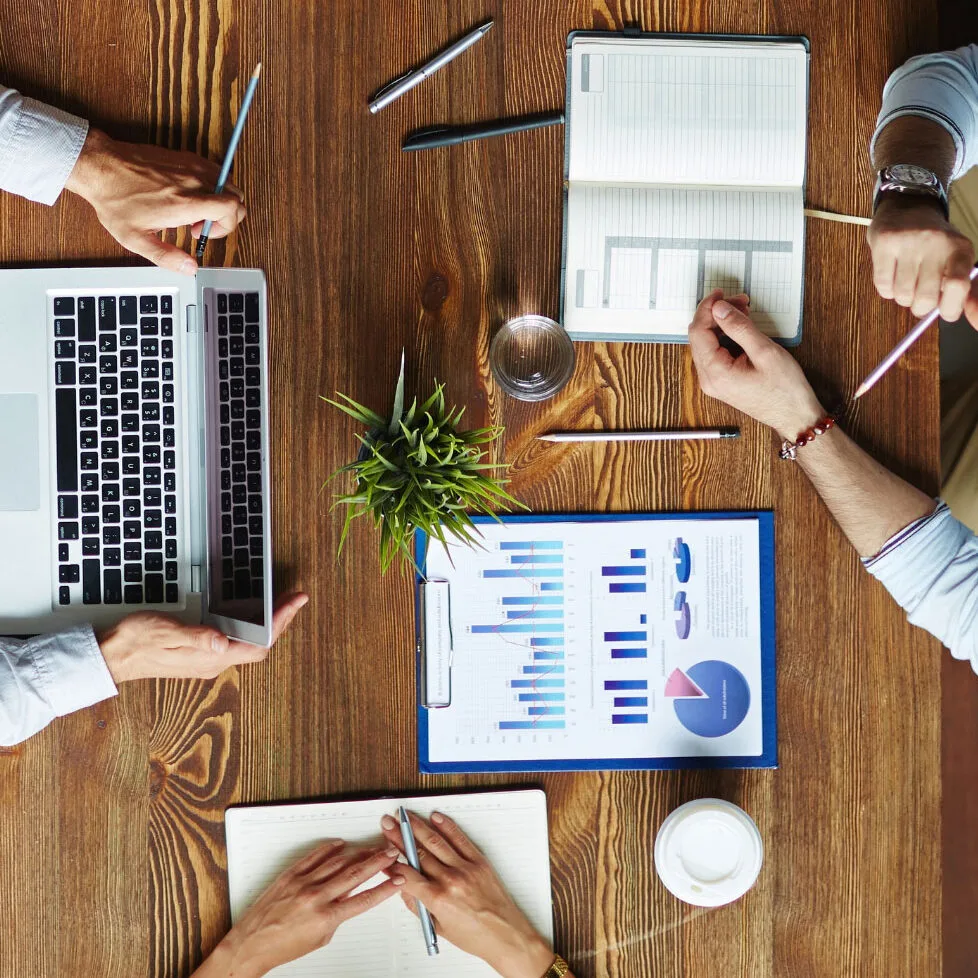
[129,232,198,275]
[711,299,771,360]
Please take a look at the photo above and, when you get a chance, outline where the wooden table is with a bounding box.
[1,2,972,976]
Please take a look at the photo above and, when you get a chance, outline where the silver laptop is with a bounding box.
[0,267,273,646]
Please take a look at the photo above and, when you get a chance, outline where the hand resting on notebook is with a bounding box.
[190,839,402,978]
[380,811,574,978]
[97,591,308,682]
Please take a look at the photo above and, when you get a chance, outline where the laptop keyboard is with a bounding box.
[51,292,181,608]
[213,291,265,602]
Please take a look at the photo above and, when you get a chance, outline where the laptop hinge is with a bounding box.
[191,565,202,592]
[187,303,198,333]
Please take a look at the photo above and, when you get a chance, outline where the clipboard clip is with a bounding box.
[419,580,453,708]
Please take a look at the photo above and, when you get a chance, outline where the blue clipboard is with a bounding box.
[415,511,777,773]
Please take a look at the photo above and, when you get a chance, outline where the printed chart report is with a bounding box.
[420,514,776,771]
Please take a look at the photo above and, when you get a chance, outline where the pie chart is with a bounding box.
[672,660,750,738]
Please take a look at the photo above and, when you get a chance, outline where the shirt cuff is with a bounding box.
[0,95,89,205]
[28,624,118,718]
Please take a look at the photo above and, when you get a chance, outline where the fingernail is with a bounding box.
[713,300,733,319]
[385,846,399,857]
[182,258,198,276]
[392,875,405,886]
[381,815,396,830]
[212,635,228,654]
[431,812,445,823]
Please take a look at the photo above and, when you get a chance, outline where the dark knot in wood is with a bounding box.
[148,758,167,798]
[421,272,450,312]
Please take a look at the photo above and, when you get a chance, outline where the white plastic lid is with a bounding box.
[653,799,763,907]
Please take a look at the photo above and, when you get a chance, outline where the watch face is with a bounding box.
[889,164,938,188]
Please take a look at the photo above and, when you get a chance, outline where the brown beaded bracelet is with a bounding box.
[779,415,836,460]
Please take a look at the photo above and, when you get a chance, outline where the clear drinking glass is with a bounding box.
[489,315,576,402]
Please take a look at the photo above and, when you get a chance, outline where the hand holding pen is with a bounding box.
[380,811,561,978]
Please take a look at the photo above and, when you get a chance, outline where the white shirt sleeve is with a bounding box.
[871,44,978,179]
[863,502,978,669]
[0,626,117,746]
[0,84,89,205]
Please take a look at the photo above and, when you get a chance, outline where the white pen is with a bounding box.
[538,427,740,443]
[369,21,493,113]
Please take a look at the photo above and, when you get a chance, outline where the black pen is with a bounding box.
[402,111,564,152]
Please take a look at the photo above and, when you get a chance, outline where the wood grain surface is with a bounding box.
[0,1,959,976]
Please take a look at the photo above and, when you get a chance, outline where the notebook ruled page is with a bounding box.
[225,790,552,978]
[567,37,809,189]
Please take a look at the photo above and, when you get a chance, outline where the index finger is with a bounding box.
[687,293,733,370]
[322,847,400,902]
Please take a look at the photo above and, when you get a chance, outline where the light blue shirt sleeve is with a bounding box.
[863,502,978,669]
[0,83,89,205]
[871,44,978,179]
[0,626,117,746]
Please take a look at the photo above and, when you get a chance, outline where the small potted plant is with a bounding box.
[324,354,523,572]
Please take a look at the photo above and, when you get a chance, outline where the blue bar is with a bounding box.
[507,610,563,619]
[640,614,647,624]
[523,665,565,674]
[503,596,563,605]
[510,679,563,688]
[540,582,563,591]
[531,638,564,647]
[610,583,646,593]
[472,624,563,633]
[601,566,646,576]
[518,693,565,702]
[604,631,647,642]
[533,652,564,661]
[604,680,648,691]
[499,541,562,550]
[484,568,563,578]
[499,720,565,729]
[612,714,648,725]
[614,696,648,707]
[612,648,647,659]
[510,554,563,564]
[527,706,565,715]
[630,549,646,558]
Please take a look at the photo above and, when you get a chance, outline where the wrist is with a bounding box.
[192,932,267,978]
[492,934,556,978]
[873,192,947,224]
[64,127,119,205]
[95,624,136,684]
[769,397,827,443]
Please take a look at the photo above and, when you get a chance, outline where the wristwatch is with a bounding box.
[542,955,571,978]
[873,164,949,219]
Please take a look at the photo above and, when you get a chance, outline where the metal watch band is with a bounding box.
[543,955,571,978]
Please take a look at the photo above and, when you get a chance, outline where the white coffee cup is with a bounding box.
[653,798,764,907]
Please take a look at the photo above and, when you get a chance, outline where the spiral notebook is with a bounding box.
[561,31,810,344]
[225,790,553,977]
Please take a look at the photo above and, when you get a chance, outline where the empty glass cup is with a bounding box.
[489,315,576,402]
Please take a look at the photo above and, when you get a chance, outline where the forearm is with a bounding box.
[872,115,956,188]
[792,426,936,558]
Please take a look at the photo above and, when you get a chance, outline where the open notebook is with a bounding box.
[561,32,810,343]
[225,790,553,977]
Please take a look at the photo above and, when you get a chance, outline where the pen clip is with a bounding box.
[371,69,413,101]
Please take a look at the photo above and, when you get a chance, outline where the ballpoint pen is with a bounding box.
[195,63,262,261]
[854,264,978,398]
[398,807,439,956]
[369,21,493,113]
[402,111,564,151]
[538,428,741,443]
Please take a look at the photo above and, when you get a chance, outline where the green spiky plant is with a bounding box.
[324,353,524,573]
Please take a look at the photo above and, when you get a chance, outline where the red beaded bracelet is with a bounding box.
[779,415,836,460]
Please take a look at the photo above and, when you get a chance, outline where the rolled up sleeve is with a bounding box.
[0,84,89,205]
[871,45,978,179]
[0,626,117,746]
[863,502,978,669]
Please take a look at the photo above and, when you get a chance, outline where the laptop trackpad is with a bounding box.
[0,395,40,511]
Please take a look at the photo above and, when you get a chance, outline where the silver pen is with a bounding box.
[369,21,493,113]
[398,807,439,956]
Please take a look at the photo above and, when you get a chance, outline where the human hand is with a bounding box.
[379,811,556,978]
[867,195,978,327]
[64,127,247,275]
[687,290,825,441]
[97,591,308,683]
[199,840,401,978]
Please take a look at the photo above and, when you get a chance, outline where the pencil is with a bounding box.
[195,63,262,261]
[538,428,740,443]
[853,265,978,399]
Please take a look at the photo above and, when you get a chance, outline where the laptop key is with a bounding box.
[145,531,163,550]
[145,574,164,603]
[165,583,179,603]
[58,522,79,540]
[59,585,71,605]
[245,292,259,322]
[124,564,142,583]
[82,493,99,511]
[78,297,96,341]
[102,483,120,502]
[124,585,144,604]
[82,559,101,603]
[55,340,76,359]
[79,344,97,364]
[98,296,117,331]
[103,527,121,545]
[229,293,243,313]
[165,539,177,559]
[54,297,75,316]
[59,564,80,583]
[161,295,173,314]
[218,294,228,314]
[55,319,75,337]
[103,569,123,604]
[55,362,76,386]
[58,543,69,561]
[139,296,158,314]
[119,296,138,324]
[82,538,99,556]
[99,334,117,353]
[124,543,142,561]
[104,547,121,566]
